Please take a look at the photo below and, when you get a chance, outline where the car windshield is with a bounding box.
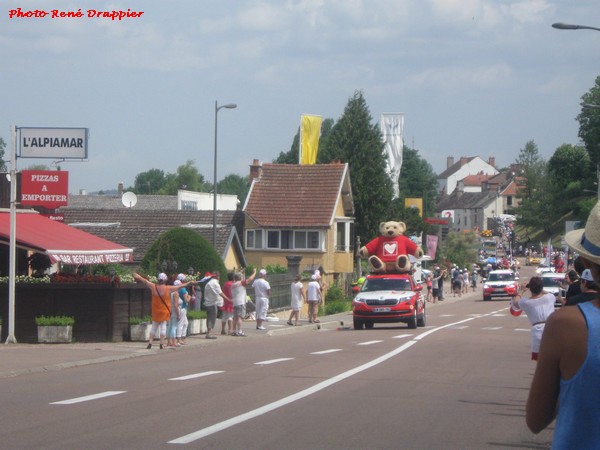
[362,278,411,292]
[542,277,562,288]
[488,273,514,282]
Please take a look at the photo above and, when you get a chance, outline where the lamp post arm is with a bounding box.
[552,22,600,32]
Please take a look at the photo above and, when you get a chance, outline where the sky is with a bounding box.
[2,0,600,194]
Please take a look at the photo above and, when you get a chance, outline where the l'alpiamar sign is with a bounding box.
[18,127,88,159]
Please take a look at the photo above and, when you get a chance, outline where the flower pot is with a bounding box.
[37,325,73,343]
[129,323,151,341]
[188,318,207,335]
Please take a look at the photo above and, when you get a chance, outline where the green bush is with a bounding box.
[323,300,352,315]
[129,315,152,325]
[35,315,75,326]
[141,227,227,279]
[187,310,207,320]
[264,263,287,274]
[325,286,349,303]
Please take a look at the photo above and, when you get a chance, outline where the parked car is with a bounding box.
[483,269,519,301]
[352,273,425,330]
[540,272,566,307]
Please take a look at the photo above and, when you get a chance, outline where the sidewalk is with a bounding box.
[0,313,347,379]
[0,291,471,379]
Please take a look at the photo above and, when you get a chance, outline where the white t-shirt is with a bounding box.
[291,281,304,309]
[307,280,321,302]
[253,278,271,300]
[231,280,248,307]
[204,278,224,307]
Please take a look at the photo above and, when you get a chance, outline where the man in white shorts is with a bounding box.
[231,268,256,336]
[252,269,271,330]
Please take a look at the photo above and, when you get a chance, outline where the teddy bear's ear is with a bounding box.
[379,222,387,230]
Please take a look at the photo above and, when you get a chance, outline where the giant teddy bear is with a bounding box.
[359,220,424,273]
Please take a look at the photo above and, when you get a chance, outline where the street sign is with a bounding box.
[18,127,88,159]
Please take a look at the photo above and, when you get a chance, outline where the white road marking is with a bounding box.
[167,310,510,445]
[255,358,294,365]
[169,371,224,381]
[451,326,469,330]
[515,328,530,332]
[50,391,125,405]
[311,349,342,355]
[357,340,383,346]
[168,340,418,444]
[439,314,455,317]
[482,327,503,330]
[392,334,413,339]
[492,313,506,317]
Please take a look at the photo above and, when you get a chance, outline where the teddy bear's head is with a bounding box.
[379,220,406,238]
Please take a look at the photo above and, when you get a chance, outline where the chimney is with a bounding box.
[118,181,124,195]
[460,157,468,166]
[447,156,454,168]
[250,159,262,179]
[488,156,496,168]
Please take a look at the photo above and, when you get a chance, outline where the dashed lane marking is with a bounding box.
[50,391,126,405]
[357,340,384,346]
[169,371,224,381]
[392,334,413,339]
[255,358,294,365]
[311,349,342,355]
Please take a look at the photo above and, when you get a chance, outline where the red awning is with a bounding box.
[0,212,133,265]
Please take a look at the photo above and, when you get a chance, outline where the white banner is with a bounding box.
[380,113,404,199]
[19,127,88,159]
[441,210,455,222]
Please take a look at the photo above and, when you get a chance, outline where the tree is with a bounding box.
[218,174,250,205]
[133,168,166,194]
[320,91,393,241]
[577,75,600,167]
[548,144,594,200]
[158,160,207,195]
[439,231,479,268]
[0,137,6,171]
[514,140,554,235]
[140,227,227,277]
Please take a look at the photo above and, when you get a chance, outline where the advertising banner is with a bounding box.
[19,127,88,159]
[20,170,69,209]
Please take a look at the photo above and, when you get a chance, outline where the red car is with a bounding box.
[352,273,425,330]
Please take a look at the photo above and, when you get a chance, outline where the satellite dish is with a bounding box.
[121,191,138,208]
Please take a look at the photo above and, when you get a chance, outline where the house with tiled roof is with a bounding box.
[243,160,354,286]
[59,192,246,270]
[436,186,502,234]
[438,156,499,195]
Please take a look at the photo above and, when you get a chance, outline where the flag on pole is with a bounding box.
[405,198,423,217]
[426,234,438,259]
[380,113,404,199]
[299,114,322,165]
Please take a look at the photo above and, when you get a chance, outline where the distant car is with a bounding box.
[526,255,542,266]
[540,272,566,308]
[352,273,425,330]
[483,269,519,301]
[535,264,555,275]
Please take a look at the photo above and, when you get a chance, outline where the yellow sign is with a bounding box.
[405,198,423,217]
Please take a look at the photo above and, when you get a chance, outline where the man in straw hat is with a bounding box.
[526,200,600,447]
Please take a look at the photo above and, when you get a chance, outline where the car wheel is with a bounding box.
[483,295,491,301]
[417,308,426,327]
[353,318,364,330]
[408,309,418,329]
[365,321,374,329]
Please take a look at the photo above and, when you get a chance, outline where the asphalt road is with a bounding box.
[0,266,553,449]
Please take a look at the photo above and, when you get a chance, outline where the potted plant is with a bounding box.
[128,315,153,341]
[36,315,74,343]
[187,309,207,335]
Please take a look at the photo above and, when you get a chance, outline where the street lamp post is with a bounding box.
[553,22,600,200]
[213,101,237,249]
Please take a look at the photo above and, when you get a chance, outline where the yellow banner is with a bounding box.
[405,198,423,217]
[300,115,322,165]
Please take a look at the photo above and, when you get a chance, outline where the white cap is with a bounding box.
[177,273,186,281]
[158,273,168,281]
[174,280,182,286]
[582,269,594,282]
[259,269,267,276]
